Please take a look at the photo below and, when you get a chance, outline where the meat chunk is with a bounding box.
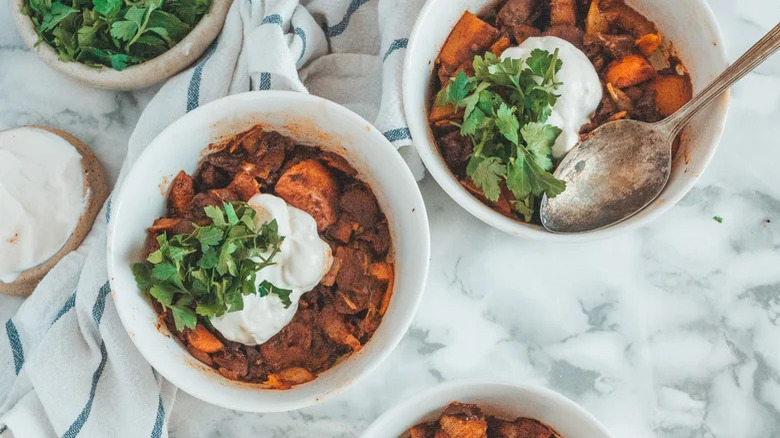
[317,305,362,351]
[584,33,637,59]
[259,321,313,370]
[319,151,358,177]
[249,131,290,180]
[439,403,488,438]
[497,0,539,27]
[195,162,229,191]
[356,223,391,257]
[227,172,261,201]
[550,0,577,26]
[335,247,372,295]
[407,424,435,438]
[438,130,473,177]
[167,171,195,217]
[509,24,541,45]
[488,417,559,438]
[147,217,194,235]
[275,159,339,231]
[328,218,358,244]
[544,24,584,48]
[339,185,378,229]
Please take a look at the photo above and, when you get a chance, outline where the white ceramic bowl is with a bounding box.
[404,0,729,241]
[106,91,430,412]
[362,380,611,438]
[10,0,232,90]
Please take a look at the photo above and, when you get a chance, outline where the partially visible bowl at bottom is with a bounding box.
[362,380,611,438]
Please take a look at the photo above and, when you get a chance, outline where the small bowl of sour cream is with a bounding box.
[403,0,729,240]
[0,126,108,296]
[106,91,430,412]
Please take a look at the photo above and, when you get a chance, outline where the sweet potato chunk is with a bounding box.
[651,74,693,116]
[168,171,195,217]
[636,33,662,56]
[186,324,224,353]
[227,172,261,201]
[265,367,315,389]
[490,36,511,56]
[438,12,500,68]
[275,159,338,231]
[605,54,656,88]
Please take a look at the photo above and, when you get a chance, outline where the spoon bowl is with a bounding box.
[541,23,780,234]
[540,119,671,233]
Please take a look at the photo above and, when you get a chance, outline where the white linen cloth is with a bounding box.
[0,0,426,435]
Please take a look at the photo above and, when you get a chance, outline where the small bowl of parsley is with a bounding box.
[11,0,232,89]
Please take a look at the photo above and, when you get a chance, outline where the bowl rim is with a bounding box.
[106,90,431,412]
[360,379,613,437]
[10,0,233,90]
[403,0,730,242]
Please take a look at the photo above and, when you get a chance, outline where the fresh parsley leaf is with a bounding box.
[258,280,293,308]
[24,0,211,70]
[521,122,562,172]
[171,306,197,331]
[434,48,566,221]
[467,156,506,202]
[713,216,724,223]
[92,0,121,18]
[496,104,520,145]
[40,3,78,32]
[132,202,288,333]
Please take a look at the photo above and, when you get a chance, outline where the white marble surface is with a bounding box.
[1,0,779,436]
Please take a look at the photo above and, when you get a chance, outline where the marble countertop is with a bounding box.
[1,0,779,436]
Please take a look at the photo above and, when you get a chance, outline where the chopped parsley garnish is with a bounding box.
[132,202,290,332]
[436,49,567,221]
[23,0,211,70]
[713,216,724,223]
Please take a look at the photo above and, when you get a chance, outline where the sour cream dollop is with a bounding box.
[0,127,86,283]
[502,36,603,158]
[209,194,333,345]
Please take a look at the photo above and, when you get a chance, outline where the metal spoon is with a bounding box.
[540,23,780,234]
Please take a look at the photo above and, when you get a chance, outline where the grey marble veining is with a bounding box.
[1,0,779,436]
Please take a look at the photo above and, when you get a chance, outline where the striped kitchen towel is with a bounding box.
[0,0,425,436]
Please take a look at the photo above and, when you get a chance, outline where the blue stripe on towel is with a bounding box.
[61,281,112,437]
[5,319,23,375]
[51,292,77,326]
[294,27,307,62]
[382,38,408,62]
[0,425,7,434]
[259,73,272,90]
[92,282,111,325]
[150,395,165,438]
[61,340,108,438]
[383,127,411,142]
[261,14,283,26]
[186,42,218,112]
[326,0,371,37]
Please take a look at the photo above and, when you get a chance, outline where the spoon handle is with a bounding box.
[660,22,780,138]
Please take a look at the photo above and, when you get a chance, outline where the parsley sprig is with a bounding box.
[436,49,567,221]
[132,202,291,332]
[23,0,211,70]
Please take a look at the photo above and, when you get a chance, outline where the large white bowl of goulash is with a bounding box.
[404,0,729,241]
[107,91,430,412]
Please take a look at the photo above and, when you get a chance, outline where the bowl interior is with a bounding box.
[362,381,611,438]
[106,91,430,412]
[403,0,729,240]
